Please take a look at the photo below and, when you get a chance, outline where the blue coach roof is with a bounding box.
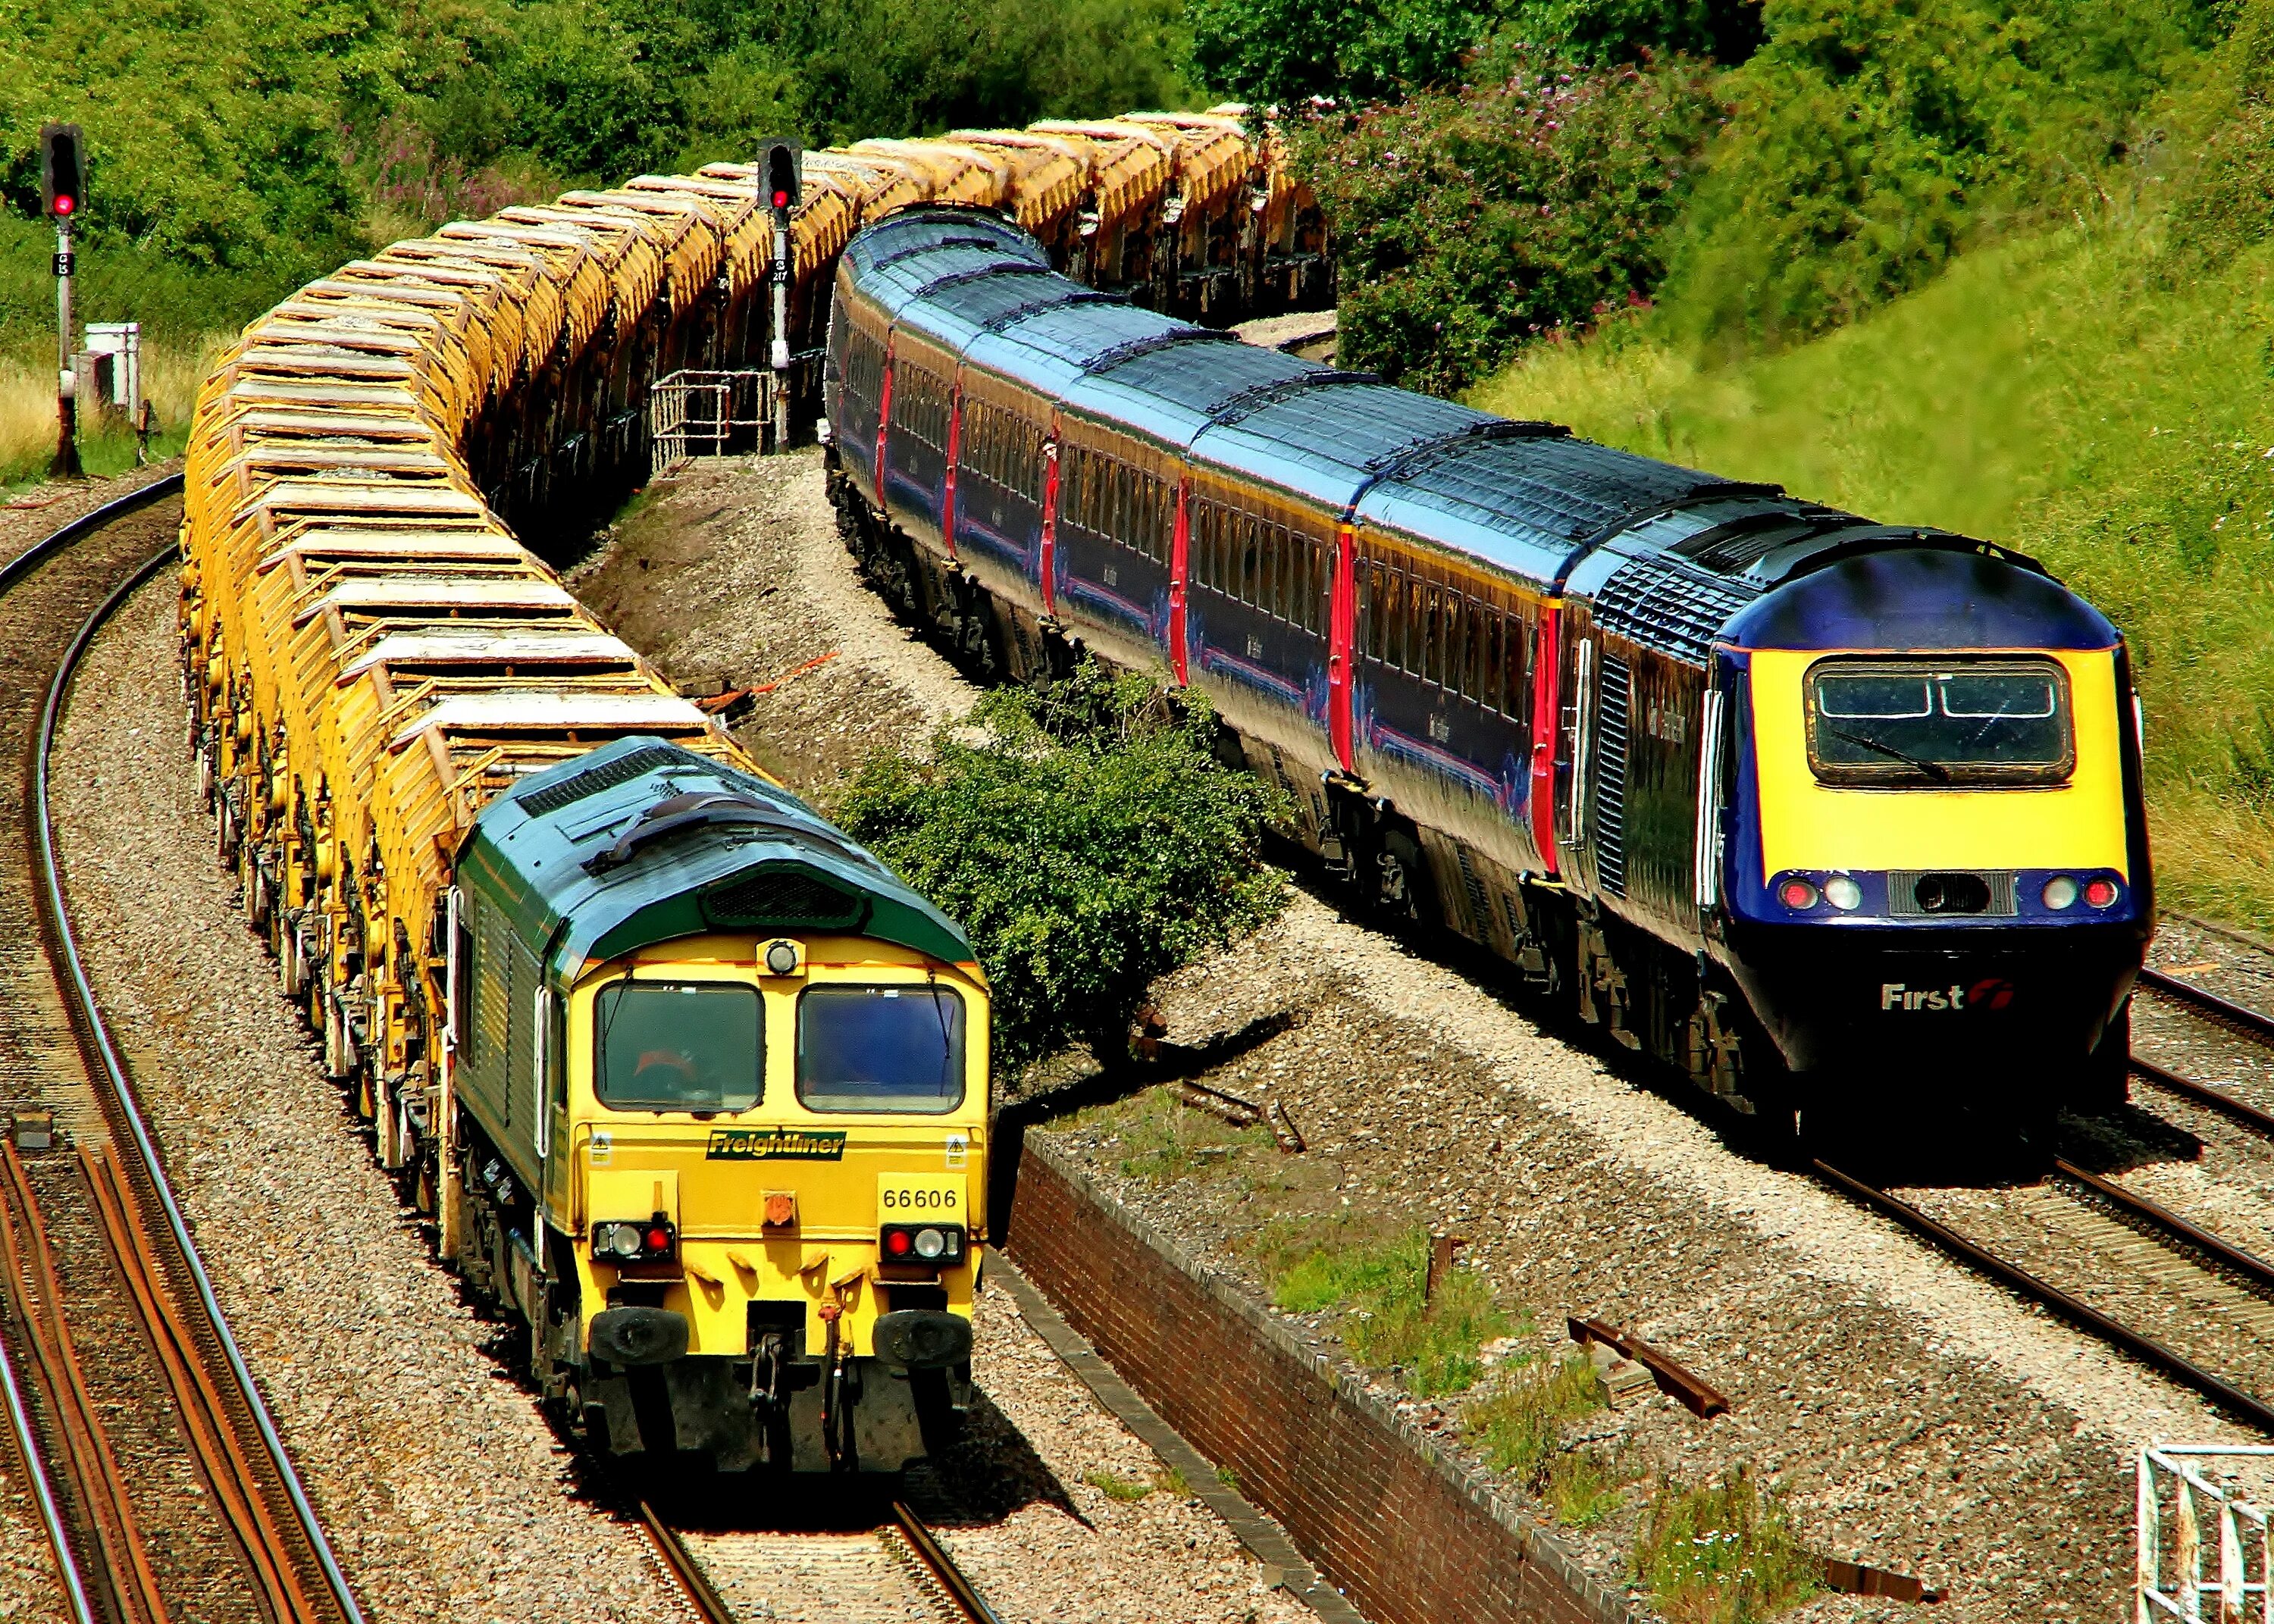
[1726,549,2119,651]
[460,737,976,988]
[843,207,1041,281]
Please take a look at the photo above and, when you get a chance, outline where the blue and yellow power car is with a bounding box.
[825,206,2152,1136]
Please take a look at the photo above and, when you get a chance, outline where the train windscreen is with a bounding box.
[1805,658,2075,787]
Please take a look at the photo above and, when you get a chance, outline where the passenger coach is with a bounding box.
[824,207,2153,1137]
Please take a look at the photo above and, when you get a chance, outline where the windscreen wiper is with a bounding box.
[1824,725,1953,784]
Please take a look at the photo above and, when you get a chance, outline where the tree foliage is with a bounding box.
[834,665,1286,1075]
[1655,0,2210,348]
[1295,47,1719,393]
[0,0,1191,349]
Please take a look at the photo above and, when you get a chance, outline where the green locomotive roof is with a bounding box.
[457,736,976,987]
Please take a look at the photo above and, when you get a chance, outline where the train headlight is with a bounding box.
[2042,875,2078,910]
[913,1227,947,1260]
[1824,876,1861,911]
[2084,876,2120,909]
[601,1223,643,1258]
[1778,878,1819,910]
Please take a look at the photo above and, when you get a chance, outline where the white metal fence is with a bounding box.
[2140,1444,2274,1622]
[649,369,772,477]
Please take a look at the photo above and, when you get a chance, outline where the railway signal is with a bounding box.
[39,124,85,479]
[760,139,802,449]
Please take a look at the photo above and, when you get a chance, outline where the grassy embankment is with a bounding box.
[1473,217,2274,926]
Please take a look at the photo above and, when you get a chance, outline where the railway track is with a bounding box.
[0,475,364,1624]
[1803,953,2274,1436]
[644,1494,1004,1624]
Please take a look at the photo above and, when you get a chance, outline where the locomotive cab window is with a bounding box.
[797,984,966,1114]
[594,981,763,1112]
[1805,658,2074,787]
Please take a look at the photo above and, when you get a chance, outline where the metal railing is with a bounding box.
[649,368,772,476]
[2139,1444,2274,1622]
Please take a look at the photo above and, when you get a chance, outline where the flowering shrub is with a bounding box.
[1292,47,1720,395]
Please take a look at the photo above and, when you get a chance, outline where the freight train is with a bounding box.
[823,206,2154,1137]
[180,102,1335,1475]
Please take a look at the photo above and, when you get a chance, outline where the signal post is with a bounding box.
[763,140,800,451]
[40,124,84,480]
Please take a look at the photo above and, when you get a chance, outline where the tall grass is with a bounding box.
[2,335,221,489]
[1472,220,2274,929]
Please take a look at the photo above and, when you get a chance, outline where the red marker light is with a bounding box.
[2084,877,2119,909]
[645,1227,670,1253]
[1779,878,1818,909]
[885,1229,912,1256]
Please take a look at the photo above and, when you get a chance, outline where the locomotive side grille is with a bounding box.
[1594,656,1633,898]
[701,867,869,931]
[1592,557,1762,665]
[518,743,686,816]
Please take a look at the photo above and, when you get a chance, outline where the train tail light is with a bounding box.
[2084,876,2120,909]
[1778,878,1819,910]
[880,1222,964,1265]
[593,1216,676,1263]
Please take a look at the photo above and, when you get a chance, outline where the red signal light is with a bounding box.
[772,189,790,208]
[54,195,73,217]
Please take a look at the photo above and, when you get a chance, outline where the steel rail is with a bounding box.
[2130,1055,2274,1140]
[636,1496,1004,1624]
[2139,965,2274,1047]
[891,1499,1006,1624]
[2051,1156,2274,1294]
[33,534,368,1624]
[0,472,183,593]
[1812,1159,2274,1434]
[636,1500,736,1624]
[0,1304,97,1624]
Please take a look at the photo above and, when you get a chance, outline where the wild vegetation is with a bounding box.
[833,663,1285,1073]
[0,0,1189,484]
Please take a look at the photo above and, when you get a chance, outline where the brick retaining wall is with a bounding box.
[1004,1134,1636,1624]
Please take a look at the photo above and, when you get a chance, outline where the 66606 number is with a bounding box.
[882,1186,958,1210]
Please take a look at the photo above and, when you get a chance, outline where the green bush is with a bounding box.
[833,663,1284,1074]
[1292,46,1719,394]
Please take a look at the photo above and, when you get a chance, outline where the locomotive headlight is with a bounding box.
[1778,878,1819,910]
[913,1227,947,1260]
[596,1222,642,1259]
[2042,875,2079,910]
[1824,875,1862,911]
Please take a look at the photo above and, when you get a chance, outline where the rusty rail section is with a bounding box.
[0,494,365,1623]
[2139,965,2274,1048]
[1812,1160,2274,1434]
[638,1497,1004,1624]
